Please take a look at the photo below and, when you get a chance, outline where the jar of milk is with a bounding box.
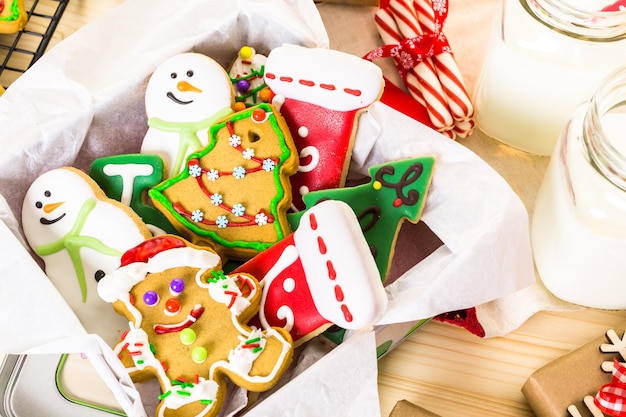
[473,0,626,156]
[532,66,626,309]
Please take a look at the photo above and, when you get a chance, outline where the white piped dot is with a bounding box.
[297,126,309,138]
[283,277,296,293]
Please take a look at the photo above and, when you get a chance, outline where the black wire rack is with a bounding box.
[0,0,69,89]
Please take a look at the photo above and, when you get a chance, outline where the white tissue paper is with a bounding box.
[0,0,535,416]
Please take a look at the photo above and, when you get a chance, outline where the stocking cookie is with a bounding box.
[264,45,384,210]
[89,153,177,235]
[97,235,293,417]
[141,52,234,178]
[149,103,298,261]
[290,157,436,283]
[233,200,388,346]
[21,167,152,343]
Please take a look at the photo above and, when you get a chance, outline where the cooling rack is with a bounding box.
[0,0,69,88]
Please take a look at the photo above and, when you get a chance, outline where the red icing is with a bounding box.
[153,305,205,335]
[280,97,360,210]
[327,260,336,280]
[334,285,344,302]
[121,235,186,266]
[341,305,353,323]
[309,213,318,230]
[320,84,336,91]
[343,88,362,97]
[299,80,315,87]
[317,236,327,255]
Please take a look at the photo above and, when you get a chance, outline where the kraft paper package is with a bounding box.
[0,0,535,415]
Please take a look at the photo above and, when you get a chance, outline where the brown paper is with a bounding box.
[522,330,624,417]
[389,400,442,417]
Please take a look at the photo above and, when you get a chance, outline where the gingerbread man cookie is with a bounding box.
[97,235,293,417]
[0,0,28,34]
[264,45,384,210]
[149,103,299,261]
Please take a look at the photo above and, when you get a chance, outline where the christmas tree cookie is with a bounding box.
[289,157,436,283]
[149,103,298,261]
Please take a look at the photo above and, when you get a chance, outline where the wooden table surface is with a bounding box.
[31,0,626,416]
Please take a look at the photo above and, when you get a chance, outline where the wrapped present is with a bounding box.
[389,400,442,417]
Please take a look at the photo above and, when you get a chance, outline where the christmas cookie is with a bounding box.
[141,52,235,178]
[0,0,27,34]
[264,44,384,210]
[290,157,436,283]
[149,103,299,261]
[89,153,177,235]
[21,167,152,343]
[97,235,293,417]
[228,46,271,111]
[233,200,388,346]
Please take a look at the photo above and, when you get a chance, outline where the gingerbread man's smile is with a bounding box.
[153,304,205,334]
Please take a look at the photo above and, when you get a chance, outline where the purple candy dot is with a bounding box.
[237,79,250,93]
[143,290,159,306]
[170,278,185,296]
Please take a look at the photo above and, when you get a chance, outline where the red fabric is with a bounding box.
[433,307,485,337]
[595,358,626,416]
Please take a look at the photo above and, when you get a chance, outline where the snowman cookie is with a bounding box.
[97,235,293,417]
[149,103,299,261]
[21,167,152,344]
[141,52,235,178]
[264,45,384,210]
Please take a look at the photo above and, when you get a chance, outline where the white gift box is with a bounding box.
[0,0,535,416]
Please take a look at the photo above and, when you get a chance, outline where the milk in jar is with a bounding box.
[473,0,626,156]
[532,67,626,309]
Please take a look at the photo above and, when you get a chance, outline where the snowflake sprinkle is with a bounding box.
[216,215,229,228]
[188,164,202,178]
[210,193,223,206]
[233,166,246,179]
[242,148,255,160]
[229,134,242,147]
[232,204,245,217]
[206,169,219,181]
[191,209,204,222]
[262,158,276,172]
[255,212,269,226]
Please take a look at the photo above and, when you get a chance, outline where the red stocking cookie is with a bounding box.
[264,45,384,210]
[97,235,293,417]
[233,200,388,346]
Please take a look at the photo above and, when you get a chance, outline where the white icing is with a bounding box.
[206,275,251,316]
[293,200,388,329]
[264,45,383,112]
[102,162,154,206]
[283,277,295,293]
[97,246,220,302]
[297,125,309,138]
[297,145,320,173]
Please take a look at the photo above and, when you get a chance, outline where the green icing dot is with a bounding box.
[192,346,208,364]
[180,328,196,345]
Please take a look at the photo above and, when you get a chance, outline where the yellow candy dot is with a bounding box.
[192,346,208,364]
[180,328,196,345]
[372,181,383,190]
[239,46,253,60]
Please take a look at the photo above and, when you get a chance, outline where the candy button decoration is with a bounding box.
[191,346,208,364]
[165,298,181,316]
[170,278,185,296]
[143,290,160,306]
[180,328,196,346]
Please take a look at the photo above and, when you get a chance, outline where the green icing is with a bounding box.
[89,153,176,234]
[148,106,233,175]
[290,157,436,282]
[35,198,123,303]
[0,0,21,23]
[149,103,295,253]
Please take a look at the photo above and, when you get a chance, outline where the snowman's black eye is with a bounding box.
[35,201,42,209]
[186,70,193,77]
[170,72,177,79]
[94,270,106,282]
[44,190,51,197]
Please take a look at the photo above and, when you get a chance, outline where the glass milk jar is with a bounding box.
[532,67,626,309]
[473,0,626,156]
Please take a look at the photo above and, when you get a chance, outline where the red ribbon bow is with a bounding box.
[363,0,452,81]
[595,359,626,416]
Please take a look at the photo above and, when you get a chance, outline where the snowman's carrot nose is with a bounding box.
[177,80,202,93]
[43,201,64,213]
